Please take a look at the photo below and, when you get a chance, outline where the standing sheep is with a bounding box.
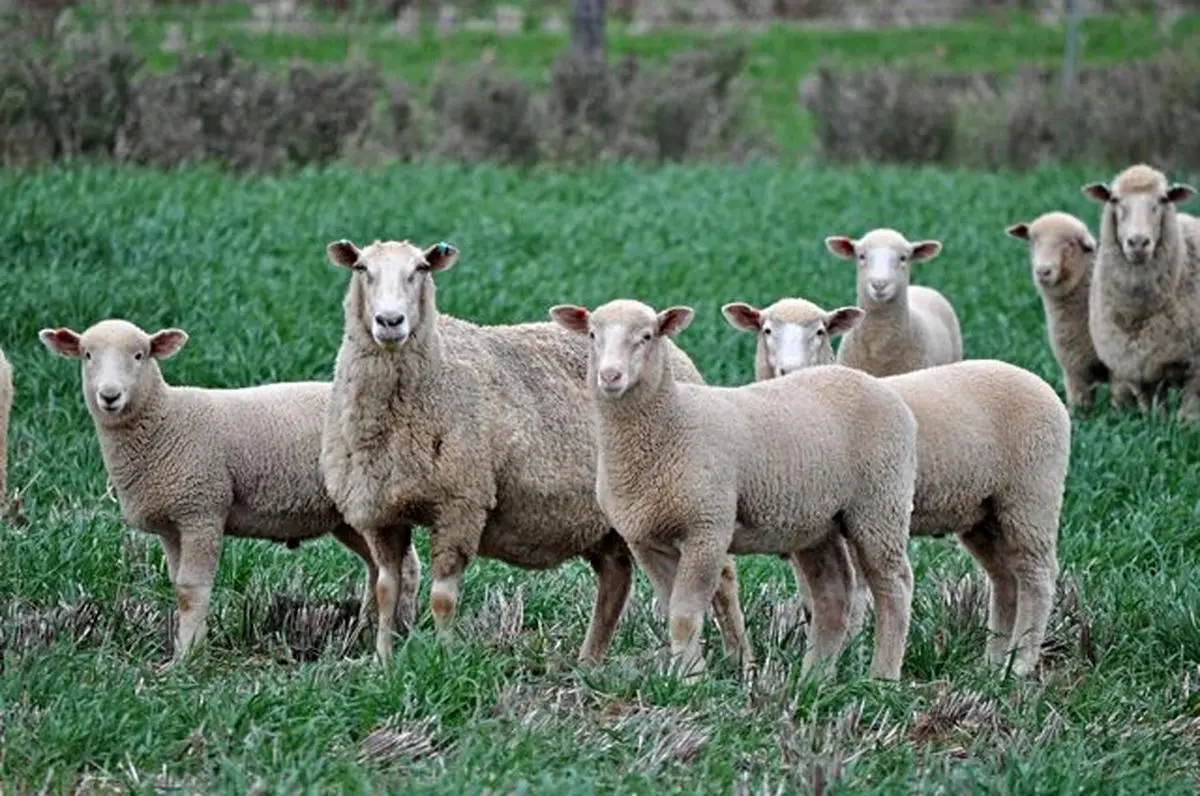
[1082,163,1200,421]
[550,298,918,682]
[723,297,1070,676]
[1005,211,1136,411]
[825,228,964,377]
[320,239,751,669]
[38,319,416,660]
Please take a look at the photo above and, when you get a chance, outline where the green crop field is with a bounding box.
[2,162,1199,793]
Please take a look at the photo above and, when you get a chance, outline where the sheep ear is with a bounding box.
[1080,231,1097,253]
[656,306,694,338]
[721,302,762,332]
[39,327,82,358]
[549,304,590,335]
[327,239,363,270]
[910,240,942,262]
[421,241,459,272]
[149,329,189,359]
[1082,182,1112,203]
[824,236,857,260]
[1166,183,1196,204]
[824,306,864,337]
[1005,222,1030,241]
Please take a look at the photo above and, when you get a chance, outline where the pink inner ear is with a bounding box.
[826,237,856,259]
[551,306,590,334]
[44,329,82,357]
[723,304,761,331]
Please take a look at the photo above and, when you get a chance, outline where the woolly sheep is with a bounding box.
[38,319,417,660]
[723,298,1071,676]
[320,239,752,669]
[0,346,11,500]
[550,298,918,682]
[1082,163,1200,421]
[1005,211,1138,411]
[825,228,964,377]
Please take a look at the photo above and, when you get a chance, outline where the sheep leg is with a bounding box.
[1063,370,1091,410]
[709,555,754,675]
[331,523,381,619]
[159,531,181,584]
[429,502,487,637]
[1177,372,1200,424]
[362,526,414,663]
[579,535,634,666]
[791,535,855,681]
[668,536,729,683]
[785,555,814,622]
[996,506,1058,677]
[842,509,913,681]
[959,517,1019,667]
[172,522,223,660]
[380,525,420,634]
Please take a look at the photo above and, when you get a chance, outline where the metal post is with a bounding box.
[1063,0,1081,91]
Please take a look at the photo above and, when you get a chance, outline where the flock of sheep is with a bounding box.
[8,161,1194,683]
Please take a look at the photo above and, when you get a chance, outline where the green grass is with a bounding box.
[69,3,1200,153]
[2,160,1200,792]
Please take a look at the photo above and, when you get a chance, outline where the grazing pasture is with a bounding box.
[1,162,1198,792]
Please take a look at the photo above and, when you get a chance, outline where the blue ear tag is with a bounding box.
[437,242,451,254]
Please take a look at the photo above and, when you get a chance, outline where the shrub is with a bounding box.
[429,59,543,167]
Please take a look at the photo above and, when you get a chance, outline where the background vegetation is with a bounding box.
[2,162,1199,793]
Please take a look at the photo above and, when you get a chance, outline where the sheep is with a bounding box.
[319,239,752,669]
[38,319,418,660]
[550,298,918,682]
[1082,163,1200,421]
[824,228,963,377]
[1004,211,1138,411]
[723,298,1071,676]
[0,346,11,500]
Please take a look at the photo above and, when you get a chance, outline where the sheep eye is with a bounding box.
[857,253,866,262]
[588,331,595,340]
[134,352,143,361]
[900,254,908,262]
[763,327,771,336]
[641,332,652,342]
[84,351,92,361]
[815,328,826,338]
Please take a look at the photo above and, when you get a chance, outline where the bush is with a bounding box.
[0,32,762,171]
[804,51,1200,172]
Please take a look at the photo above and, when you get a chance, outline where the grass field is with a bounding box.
[65,3,1200,153]
[2,161,1200,792]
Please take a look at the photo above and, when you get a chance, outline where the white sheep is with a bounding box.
[825,228,963,377]
[320,239,752,669]
[723,298,1071,676]
[0,346,11,501]
[1082,163,1200,421]
[550,298,918,682]
[1004,211,1136,411]
[38,319,417,660]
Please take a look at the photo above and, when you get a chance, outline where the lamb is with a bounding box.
[824,228,963,377]
[320,239,752,669]
[38,319,419,660]
[0,346,11,500]
[723,298,1071,676]
[1082,163,1200,421]
[1005,211,1137,411]
[550,298,918,682]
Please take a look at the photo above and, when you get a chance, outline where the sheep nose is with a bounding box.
[374,312,406,328]
[98,389,120,406]
[869,279,888,292]
[1126,234,1150,251]
[1035,266,1053,281]
[599,367,622,384]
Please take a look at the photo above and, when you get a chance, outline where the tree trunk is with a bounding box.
[571,0,606,61]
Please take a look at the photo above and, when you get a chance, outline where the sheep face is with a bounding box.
[327,238,460,349]
[39,319,188,426]
[1083,165,1196,267]
[722,299,863,377]
[550,299,693,399]
[1006,213,1096,296]
[825,228,942,305]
